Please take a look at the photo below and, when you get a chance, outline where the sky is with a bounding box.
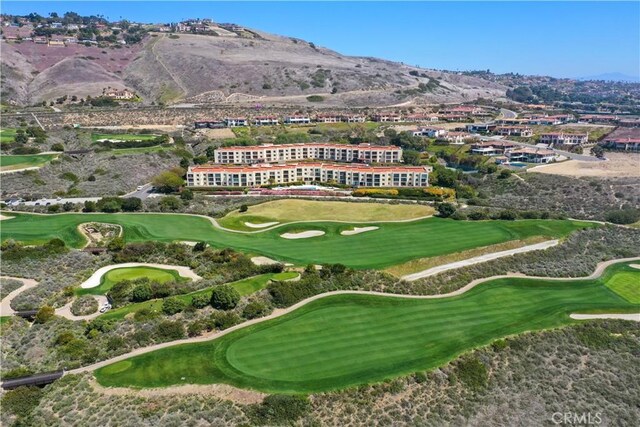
[1,1,639,79]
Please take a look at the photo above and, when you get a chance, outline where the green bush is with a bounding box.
[306,95,325,102]
[454,355,488,391]
[210,285,241,310]
[162,296,187,315]
[155,320,185,340]
[1,386,43,418]
[605,208,640,225]
[250,394,311,425]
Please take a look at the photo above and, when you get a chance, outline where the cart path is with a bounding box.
[402,239,560,281]
[67,256,640,376]
[0,276,39,316]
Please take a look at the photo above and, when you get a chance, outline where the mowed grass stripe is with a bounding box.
[0,212,594,269]
[95,263,638,393]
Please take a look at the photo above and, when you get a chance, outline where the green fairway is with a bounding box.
[92,133,159,142]
[0,212,594,270]
[0,154,58,171]
[98,272,298,321]
[95,262,639,393]
[76,266,185,296]
[606,270,640,303]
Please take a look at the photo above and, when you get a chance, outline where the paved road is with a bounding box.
[485,135,601,162]
[499,108,517,119]
[123,183,154,199]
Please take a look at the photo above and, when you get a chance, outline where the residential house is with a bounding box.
[104,88,136,100]
[507,147,556,163]
[253,116,279,126]
[470,141,516,156]
[494,126,533,137]
[224,117,249,127]
[405,114,439,123]
[372,113,402,122]
[343,114,366,123]
[600,137,640,151]
[412,127,448,138]
[48,39,65,47]
[187,163,431,188]
[316,114,342,123]
[539,133,589,146]
[284,115,311,124]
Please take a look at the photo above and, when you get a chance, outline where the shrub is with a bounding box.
[239,204,248,213]
[162,296,187,315]
[498,169,512,179]
[34,305,55,323]
[193,241,207,252]
[306,95,324,102]
[242,300,270,319]
[468,211,489,220]
[155,320,185,340]
[190,293,210,309]
[455,355,488,391]
[437,203,456,218]
[1,386,43,418]
[605,208,640,225]
[210,311,242,330]
[121,197,142,212]
[50,143,64,151]
[250,394,310,425]
[70,295,99,316]
[210,285,240,310]
[131,283,153,302]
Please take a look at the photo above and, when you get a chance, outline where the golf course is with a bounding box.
[0,211,594,270]
[0,154,59,172]
[94,261,639,393]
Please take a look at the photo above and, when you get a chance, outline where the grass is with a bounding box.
[98,272,298,321]
[75,266,186,296]
[605,270,640,303]
[0,128,17,143]
[218,199,435,231]
[108,145,173,155]
[91,133,159,142]
[0,212,595,270]
[0,316,11,325]
[0,154,58,171]
[94,261,640,393]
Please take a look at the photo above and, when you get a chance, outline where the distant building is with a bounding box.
[224,117,249,127]
[470,141,517,156]
[494,126,533,137]
[253,116,279,126]
[194,120,225,129]
[507,147,556,163]
[103,88,136,100]
[600,137,640,151]
[371,113,402,122]
[284,115,311,124]
[412,127,448,138]
[187,163,431,187]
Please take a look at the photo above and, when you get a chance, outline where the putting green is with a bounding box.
[0,212,594,270]
[76,266,185,296]
[94,262,639,393]
[606,271,640,303]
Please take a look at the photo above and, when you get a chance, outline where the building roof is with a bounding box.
[215,143,402,152]
[191,163,430,173]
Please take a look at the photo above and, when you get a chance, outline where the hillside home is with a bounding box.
[507,147,556,163]
[284,115,311,124]
[343,114,366,123]
[470,141,516,156]
[539,133,588,146]
[405,114,439,123]
[600,137,640,151]
[494,126,533,137]
[187,163,431,188]
[104,88,136,100]
[224,117,249,127]
[316,114,342,123]
[253,116,279,126]
[372,113,402,122]
[412,127,448,138]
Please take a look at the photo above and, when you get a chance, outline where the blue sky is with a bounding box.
[2,1,638,78]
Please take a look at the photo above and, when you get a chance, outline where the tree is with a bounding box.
[193,155,208,165]
[155,320,185,340]
[193,241,207,252]
[243,301,269,319]
[179,157,190,169]
[152,171,183,193]
[605,208,640,225]
[239,204,248,213]
[34,306,55,323]
[159,196,181,211]
[121,197,142,212]
[437,203,457,218]
[1,386,43,419]
[83,200,97,212]
[96,196,122,212]
[131,283,152,302]
[210,285,240,310]
[162,296,187,315]
[591,145,605,158]
[108,280,132,304]
[498,169,512,179]
[403,149,421,165]
[190,293,210,309]
[180,188,193,201]
[62,201,75,212]
[205,146,216,159]
[107,237,125,251]
[51,143,64,151]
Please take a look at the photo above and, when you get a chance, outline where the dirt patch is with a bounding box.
[340,226,379,236]
[281,230,325,239]
[89,377,265,404]
[528,153,640,178]
[78,222,122,247]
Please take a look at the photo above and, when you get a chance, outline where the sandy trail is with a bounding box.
[67,257,640,378]
[55,295,109,321]
[340,226,379,236]
[80,263,202,289]
[0,276,39,316]
[280,230,325,239]
[402,240,559,281]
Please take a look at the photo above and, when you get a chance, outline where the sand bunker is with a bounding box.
[281,230,325,239]
[630,264,640,270]
[251,256,280,266]
[244,221,279,229]
[341,226,379,236]
[0,214,14,221]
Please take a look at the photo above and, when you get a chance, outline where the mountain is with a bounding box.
[578,72,640,83]
[1,28,507,107]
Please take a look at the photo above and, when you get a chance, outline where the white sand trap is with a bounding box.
[251,256,280,266]
[630,264,640,270]
[80,262,202,289]
[570,313,640,322]
[0,214,14,221]
[245,221,279,229]
[341,226,379,236]
[281,230,325,239]
[180,241,198,246]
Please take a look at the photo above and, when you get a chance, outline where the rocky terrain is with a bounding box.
[1,30,507,107]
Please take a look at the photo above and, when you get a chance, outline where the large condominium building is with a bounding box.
[213,143,403,164]
[187,163,431,188]
[539,133,589,145]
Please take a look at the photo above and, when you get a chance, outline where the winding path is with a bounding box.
[67,257,640,376]
[0,276,39,316]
